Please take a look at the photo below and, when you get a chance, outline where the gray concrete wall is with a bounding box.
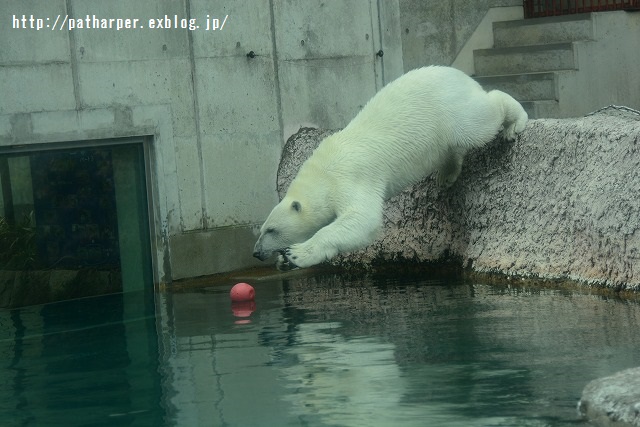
[279,110,640,292]
[398,0,521,71]
[556,11,640,117]
[398,4,640,120]
[0,0,403,283]
[472,11,640,119]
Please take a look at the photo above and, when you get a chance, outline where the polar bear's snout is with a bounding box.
[253,198,312,263]
[252,248,274,261]
[252,235,286,261]
[252,239,271,261]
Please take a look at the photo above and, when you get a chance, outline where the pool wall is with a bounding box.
[278,110,640,291]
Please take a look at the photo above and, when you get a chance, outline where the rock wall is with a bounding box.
[279,110,640,291]
[579,367,640,427]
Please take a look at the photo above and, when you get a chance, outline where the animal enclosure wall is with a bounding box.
[0,0,403,286]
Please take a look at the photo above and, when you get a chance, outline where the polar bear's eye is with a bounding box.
[265,227,277,234]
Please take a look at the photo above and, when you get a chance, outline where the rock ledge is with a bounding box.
[280,111,640,291]
[579,367,640,427]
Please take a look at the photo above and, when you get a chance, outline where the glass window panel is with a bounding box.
[0,140,153,308]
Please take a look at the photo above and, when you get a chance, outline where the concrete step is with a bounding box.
[475,72,557,102]
[474,43,576,76]
[493,13,593,48]
[521,100,560,119]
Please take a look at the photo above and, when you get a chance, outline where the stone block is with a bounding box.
[579,367,640,427]
[0,64,76,115]
[169,226,262,280]
[0,0,69,63]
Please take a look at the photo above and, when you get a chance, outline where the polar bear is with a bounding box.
[253,66,527,270]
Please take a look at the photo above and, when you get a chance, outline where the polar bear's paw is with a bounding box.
[275,252,298,271]
[436,169,460,189]
[283,243,331,270]
[503,111,528,142]
[502,123,521,142]
[283,245,312,269]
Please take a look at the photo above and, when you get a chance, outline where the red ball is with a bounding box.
[230,282,255,302]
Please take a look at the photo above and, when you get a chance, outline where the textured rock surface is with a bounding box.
[579,367,640,426]
[279,110,640,291]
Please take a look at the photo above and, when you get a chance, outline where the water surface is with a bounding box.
[2,272,640,426]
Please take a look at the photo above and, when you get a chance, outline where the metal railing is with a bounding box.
[524,0,640,18]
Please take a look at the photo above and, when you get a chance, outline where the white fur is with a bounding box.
[253,66,528,270]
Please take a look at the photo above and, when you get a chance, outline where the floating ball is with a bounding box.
[230,282,255,302]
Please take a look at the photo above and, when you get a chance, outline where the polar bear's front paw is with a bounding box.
[502,124,518,142]
[503,115,528,142]
[283,243,327,269]
[436,171,458,189]
[276,252,298,272]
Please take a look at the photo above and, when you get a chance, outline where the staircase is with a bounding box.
[473,13,594,119]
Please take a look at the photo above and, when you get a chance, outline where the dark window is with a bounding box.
[0,139,153,308]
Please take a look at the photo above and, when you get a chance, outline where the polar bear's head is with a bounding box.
[253,197,316,261]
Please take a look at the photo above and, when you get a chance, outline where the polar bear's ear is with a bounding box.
[291,201,301,212]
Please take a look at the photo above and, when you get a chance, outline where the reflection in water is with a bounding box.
[0,291,161,427]
[1,273,639,426]
[278,322,407,426]
[159,274,640,427]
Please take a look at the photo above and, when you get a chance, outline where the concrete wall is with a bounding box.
[398,0,522,71]
[0,0,403,283]
[451,6,524,75]
[471,11,640,119]
[555,11,640,117]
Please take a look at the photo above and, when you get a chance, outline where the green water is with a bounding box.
[2,272,640,426]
